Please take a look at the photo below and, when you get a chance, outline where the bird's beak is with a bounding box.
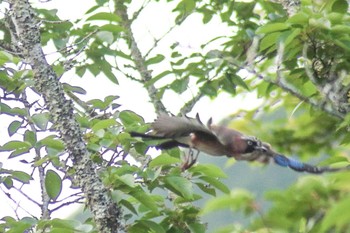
[254,143,271,153]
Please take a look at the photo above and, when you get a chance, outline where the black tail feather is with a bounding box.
[129,131,166,139]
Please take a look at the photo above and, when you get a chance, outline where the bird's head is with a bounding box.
[242,136,270,154]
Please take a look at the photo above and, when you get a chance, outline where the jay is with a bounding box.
[130,114,348,173]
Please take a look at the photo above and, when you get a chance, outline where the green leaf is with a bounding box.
[86,12,121,22]
[129,188,159,213]
[51,218,76,229]
[199,176,230,194]
[287,12,309,25]
[129,220,166,233]
[11,171,32,184]
[3,176,13,189]
[100,24,124,33]
[256,23,290,34]
[164,176,193,199]
[2,216,33,232]
[115,50,132,60]
[332,0,348,13]
[321,196,350,231]
[334,38,350,51]
[45,170,62,201]
[91,119,117,132]
[87,99,107,110]
[39,136,65,151]
[119,199,138,215]
[189,163,227,178]
[231,74,250,90]
[259,32,280,52]
[32,112,50,130]
[62,83,87,95]
[8,120,22,136]
[331,25,350,33]
[200,82,218,97]
[119,110,144,126]
[188,222,206,233]
[170,78,189,94]
[100,62,118,84]
[96,31,114,44]
[138,220,166,233]
[0,102,12,114]
[24,130,37,146]
[117,174,137,188]
[280,28,301,48]
[149,153,181,168]
[174,0,196,17]
[0,103,26,117]
[9,147,31,158]
[145,54,165,66]
[0,140,31,152]
[195,182,216,196]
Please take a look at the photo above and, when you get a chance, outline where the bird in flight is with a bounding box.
[130,114,348,173]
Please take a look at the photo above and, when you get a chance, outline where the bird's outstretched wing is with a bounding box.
[151,113,216,138]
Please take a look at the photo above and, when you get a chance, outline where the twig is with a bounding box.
[50,196,85,213]
[178,92,204,115]
[22,91,51,219]
[144,23,179,59]
[0,186,37,219]
[12,186,41,207]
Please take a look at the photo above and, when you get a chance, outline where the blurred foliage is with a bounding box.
[1,0,350,232]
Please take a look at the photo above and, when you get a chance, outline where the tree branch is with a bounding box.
[114,0,167,114]
[8,1,122,232]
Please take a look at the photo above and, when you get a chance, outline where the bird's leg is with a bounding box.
[181,148,199,171]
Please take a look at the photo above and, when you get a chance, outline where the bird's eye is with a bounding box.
[247,140,254,146]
